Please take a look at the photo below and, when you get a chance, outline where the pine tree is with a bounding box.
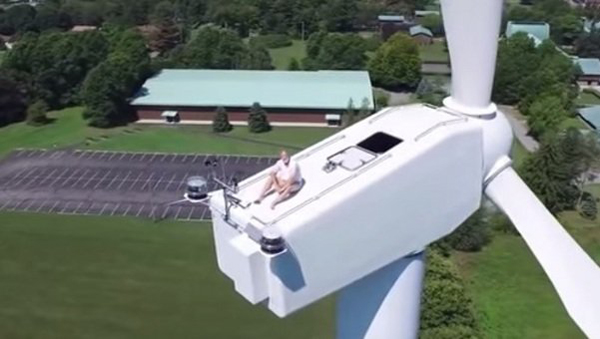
[212,106,232,133]
[358,97,371,120]
[248,102,271,133]
[520,134,572,213]
[288,58,301,71]
[26,100,49,126]
[345,98,356,126]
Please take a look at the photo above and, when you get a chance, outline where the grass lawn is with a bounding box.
[455,188,600,339]
[586,184,600,200]
[89,125,336,155]
[0,107,122,157]
[0,212,333,339]
[560,116,590,131]
[0,107,336,158]
[576,91,600,106]
[0,50,5,65]
[419,41,448,63]
[269,40,307,70]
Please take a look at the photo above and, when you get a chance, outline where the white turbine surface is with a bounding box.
[208,0,600,337]
[441,0,503,116]
[486,168,600,338]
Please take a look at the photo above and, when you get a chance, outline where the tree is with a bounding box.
[560,128,600,208]
[288,58,301,71]
[0,4,36,35]
[575,31,600,59]
[213,106,233,133]
[26,100,49,126]
[241,45,273,70]
[319,0,358,32]
[248,102,271,133]
[175,25,246,69]
[344,98,356,126]
[358,97,371,120]
[441,209,492,252]
[580,193,598,220]
[520,134,573,214]
[303,33,367,70]
[420,251,479,336]
[374,91,389,110]
[149,1,181,54]
[369,32,421,89]
[2,30,110,108]
[33,3,72,32]
[493,33,540,105]
[0,74,26,127]
[527,96,567,139]
[82,30,150,127]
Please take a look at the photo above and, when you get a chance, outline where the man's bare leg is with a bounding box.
[255,176,284,203]
[255,176,274,203]
[270,185,293,210]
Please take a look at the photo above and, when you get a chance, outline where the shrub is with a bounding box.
[248,102,271,133]
[486,209,519,234]
[420,251,479,335]
[249,34,293,49]
[443,210,492,252]
[26,100,49,126]
[212,106,233,133]
[363,35,382,52]
[288,57,301,71]
[374,91,390,110]
[579,193,598,220]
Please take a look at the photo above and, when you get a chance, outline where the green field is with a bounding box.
[455,190,600,339]
[0,107,336,158]
[419,40,448,63]
[269,40,307,70]
[0,212,333,339]
[576,91,600,106]
[560,116,590,130]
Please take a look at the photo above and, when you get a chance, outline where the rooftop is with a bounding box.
[575,58,600,76]
[506,21,550,42]
[410,25,433,37]
[579,106,600,130]
[131,69,374,110]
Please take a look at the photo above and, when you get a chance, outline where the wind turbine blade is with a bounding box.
[485,167,600,338]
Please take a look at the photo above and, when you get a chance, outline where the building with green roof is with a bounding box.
[578,106,600,131]
[131,69,374,127]
[574,58,600,86]
[505,21,550,46]
[409,25,433,45]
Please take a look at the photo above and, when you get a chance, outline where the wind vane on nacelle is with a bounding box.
[205,1,600,338]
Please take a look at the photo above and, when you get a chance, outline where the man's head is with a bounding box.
[280,150,290,166]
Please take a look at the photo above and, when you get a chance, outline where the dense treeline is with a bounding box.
[493,33,578,139]
[0,27,150,127]
[0,0,435,37]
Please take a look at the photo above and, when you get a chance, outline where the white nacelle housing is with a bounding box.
[209,104,484,317]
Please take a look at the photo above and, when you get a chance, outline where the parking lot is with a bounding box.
[0,149,276,222]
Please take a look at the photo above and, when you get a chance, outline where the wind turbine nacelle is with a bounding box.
[209,104,502,317]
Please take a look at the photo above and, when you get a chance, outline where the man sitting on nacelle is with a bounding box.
[254,150,303,209]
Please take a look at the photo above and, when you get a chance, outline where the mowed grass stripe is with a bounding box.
[0,212,333,339]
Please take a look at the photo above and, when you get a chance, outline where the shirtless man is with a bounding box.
[255,150,303,209]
